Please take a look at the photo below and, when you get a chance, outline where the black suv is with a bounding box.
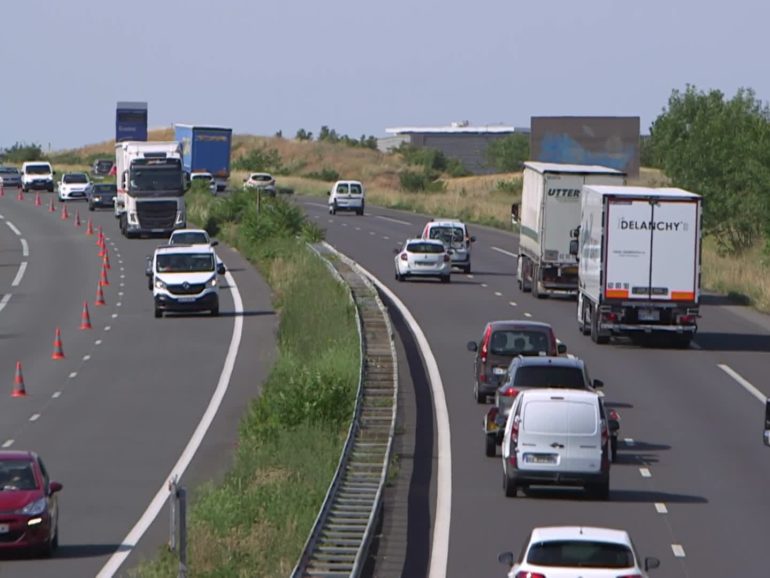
[91,159,114,177]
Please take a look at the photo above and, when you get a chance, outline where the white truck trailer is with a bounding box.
[515,162,626,298]
[570,185,702,347]
[114,141,187,237]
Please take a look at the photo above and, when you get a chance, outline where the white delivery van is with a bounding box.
[328,180,365,215]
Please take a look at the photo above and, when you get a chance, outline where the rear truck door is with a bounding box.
[542,174,582,264]
[604,197,655,301]
[649,200,699,303]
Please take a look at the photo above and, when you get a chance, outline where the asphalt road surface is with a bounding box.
[296,195,770,578]
[0,192,277,577]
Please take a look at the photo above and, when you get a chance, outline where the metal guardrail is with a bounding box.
[291,242,398,577]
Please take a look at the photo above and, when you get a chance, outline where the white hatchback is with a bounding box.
[394,238,451,283]
[499,526,660,577]
[189,172,217,194]
[58,172,92,201]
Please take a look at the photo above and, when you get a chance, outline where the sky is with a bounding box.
[0,0,764,151]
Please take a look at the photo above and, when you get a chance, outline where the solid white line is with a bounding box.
[97,270,244,577]
[322,243,452,578]
[5,221,21,236]
[11,262,27,287]
[671,544,686,558]
[655,502,668,514]
[20,238,29,257]
[2,440,13,448]
[494,291,502,297]
[0,294,12,313]
[509,301,517,307]
[718,364,766,403]
[29,414,40,422]
[639,467,652,478]
[376,215,412,226]
[491,246,518,258]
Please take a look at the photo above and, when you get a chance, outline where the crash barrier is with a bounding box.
[291,242,399,577]
[168,476,188,578]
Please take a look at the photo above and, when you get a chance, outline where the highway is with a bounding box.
[0,192,277,577]
[296,196,770,578]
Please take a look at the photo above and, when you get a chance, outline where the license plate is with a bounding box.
[492,367,507,376]
[524,453,557,464]
[177,297,196,303]
[638,308,660,321]
[0,524,8,533]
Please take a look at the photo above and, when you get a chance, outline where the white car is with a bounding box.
[243,172,276,195]
[167,228,223,270]
[57,172,92,201]
[189,172,217,194]
[394,238,451,283]
[499,526,660,577]
[21,161,55,192]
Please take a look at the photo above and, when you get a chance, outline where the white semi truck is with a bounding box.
[514,162,626,298]
[570,185,702,347]
[114,141,187,237]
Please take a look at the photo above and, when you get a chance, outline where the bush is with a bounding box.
[305,167,340,182]
[232,145,284,173]
[0,142,45,163]
[485,133,529,172]
[495,178,522,194]
[399,170,446,193]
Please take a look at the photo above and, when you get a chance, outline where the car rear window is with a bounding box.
[526,540,634,568]
[349,183,362,195]
[489,330,551,356]
[428,226,464,245]
[406,242,444,254]
[522,400,597,435]
[513,366,586,388]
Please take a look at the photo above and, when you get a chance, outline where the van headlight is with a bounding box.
[207,276,217,288]
[155,278,167,289]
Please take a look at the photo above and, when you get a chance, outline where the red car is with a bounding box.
[0,451,62,556]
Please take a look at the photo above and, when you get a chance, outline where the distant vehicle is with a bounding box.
[189,172,217,194]
[146,243,226,317]
[244,172,277,196]
[466,320,566,403]
[0,450,63,557]
[571,185,702,347]
[0,166,22,189]
[514,162,626,297]
[57,172,92,201]
[501,388,615,499]
[421,219,475,273]
[88,183,117,211]
[393,238,451,283]
[175,124,233,192]
[91,158,114,177]
[498,526,660,578]
[21,161,55,192]
[169,228,216,247]
[328,179,364,215]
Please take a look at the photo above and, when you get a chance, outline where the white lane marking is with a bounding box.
[466,274,474,279]
[29,414,40,422]
[118,291,124,297]
[68,372,77,379]
[639,467,652,478]
[342,223,348,227]
[509,301,517,307]
[112,313,118,319]
[97,269,244,577]
[5,221,21,236]
[0,294,11,313]
[624,438,635,447]
[20,238,29,257]
[118,260,124,265]
[718,364,766,403]
[95,339,102,346]
[105,326,111,331]
[480,283,488,288]
[321,243,451,578]
[117,302,122,307]
[655,503,668,514]
[355,227,361,231]
[120,283,125,287]
[0,214,4,219]
[52,392,61,399]
[524,312,532,318]
[383,236,389,240]
[376,215,411,226]
[11,261,27,287]
[328,219,333,223]
[313,215,320,219]
[82,355,90,362]
[120,267,125,272]
[671,544,686,558]
[120,274,125,279]
[491,246,518,258]
[2,440,14,448]
[494,291,502,297]
[369,231,375,236]
[305,201,328,209]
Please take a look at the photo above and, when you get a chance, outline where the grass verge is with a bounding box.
[129,188,360,577]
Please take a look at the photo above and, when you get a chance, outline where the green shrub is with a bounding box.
[305,167,340,182]
[232,145,284,173]
[495,178,522,193]
[1,142,45,163]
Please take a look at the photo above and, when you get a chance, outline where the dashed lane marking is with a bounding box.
[52,392,61,399]
[105,326,111,331]
[2,440,14,448]
[481,283,488,288]
[491,246,518,258]
[509,301,517,307]
[21,238,29,256]
[29,414,40,422]
[112,313,118,319]
[82,355,90,362]
[376,215,412,226]
[524,312,532,318]
[466,274,474,279]
[639,467,652,478]
[0,294,12,313]
[68,372,77,379]
[671,544,686,558]
[95,339,102,346]
[494,291,502,297]
[5,221,21,236]
[655,503,668,514]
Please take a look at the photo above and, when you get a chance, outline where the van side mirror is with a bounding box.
[144,256,152,277]
[467,341,478,352]
[211,240,219,247]
[557,342,567,355]
[217,263,226,275]
[644,557,661,571]
[569,239,579,256]
[592,378,604,388]
[498,551,515,568]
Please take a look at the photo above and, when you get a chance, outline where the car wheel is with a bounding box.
[331,202,337,215]
[154,307,162,319]
[503,469,518,498]
[473,381,485,404]
[51,524,59,550]
[485,434,497,457]
[611,437,618,462]
[671,334,693,349]
[211,306,219,317]
[579,300,591,335]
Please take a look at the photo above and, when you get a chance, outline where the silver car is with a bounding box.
[0,166,21,190]
[394,238,451,283]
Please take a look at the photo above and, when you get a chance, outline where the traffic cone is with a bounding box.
[102,248,111,270]
[11,362,26,397]
[74,209,81,227]
[51,327,65,360]
[79,300,92,330]
[99,263,110,286]
[17,188,24,201]
[85,218,94,235]
[96,226,104,246]
[48,197,55,212]
[98,241,107,257]
[34,192,42,207]
[95,282,106,306]
[60,203,69,220]
[0,183,4,197]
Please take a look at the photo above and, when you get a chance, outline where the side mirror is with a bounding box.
[570,226,580,239]
[592,378,604,388]
[217,263,226,275]
[498,551,515,568]
[467,341,478,352]
[470,236,476,243]
[211,240,219,247]
[510,203,519,224]
[644,557,661,571]
[557,342,567,355]
[49,481,63,494]
[327,190,331,196]
[447,249,454,255]
[608,418,620,433]
[569,239,579,256]
[144,256,152,276]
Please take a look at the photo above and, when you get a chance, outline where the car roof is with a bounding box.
[529,526,632,546]
[250,172,273,177]
[487,320,554,331]
[427,219,465,227]
[64,172,88,176]
[405,238,444,245]
[519,388,600,402]
[513,356,583,368]
[335,179,362,185]
[191,172,213,177]
[0,450,36,461]
[155,244,215,255]
[172,228,208,235]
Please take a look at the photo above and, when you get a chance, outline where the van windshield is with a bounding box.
[156,253,214,273]
[527,540,635,568]
[428,226,464,246]
[26,164,51,175]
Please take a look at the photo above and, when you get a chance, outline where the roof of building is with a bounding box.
[385,123,517,135]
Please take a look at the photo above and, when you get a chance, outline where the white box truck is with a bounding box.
[515,162,626,298]
[114,141,187,237]
[571,185,702,347]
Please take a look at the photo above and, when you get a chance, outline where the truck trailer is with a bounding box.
[571,185,702,347]
[174,124,232,192]
[515,162,626,298]
[114,141,187,237]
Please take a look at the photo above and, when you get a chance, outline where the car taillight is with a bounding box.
[604,311,618,322]
[515,571,545,578]
[443,254,450,262]
[501,387,519,398]
[480,326,491,363]
[601,419,608,446]
[400,253,408,261]
[677,314,696,324]
[616,574,643,578]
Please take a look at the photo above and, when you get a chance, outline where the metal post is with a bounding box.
[168,477,177,551]
[177,486,188,578]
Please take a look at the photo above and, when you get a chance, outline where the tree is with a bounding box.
[295,128,313,141]
[649,85,770,254]
[484,134,529,172]
[0,142,44,163]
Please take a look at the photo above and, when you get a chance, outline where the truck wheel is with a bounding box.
[590,306,609,344]
[588,480,610,501]
[531,265,540,298]
[579,301,591,335]
[671,334,693,349]
[519,257,532,292]
[119,215,128,237]
[611,437,618,462]
[210,306,219,317]
[485,434,497,457]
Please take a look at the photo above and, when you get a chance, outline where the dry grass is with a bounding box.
[701,239,770,311]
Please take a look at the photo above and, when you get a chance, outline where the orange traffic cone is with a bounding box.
[0,183,4,197]
[48,197,55,212]
[99,263,110,286]
[51,327,65,360]
[85,218,94,235]
[11,362,26,397]
[102,249,111,270]
[95,282,106,306]
[96,226,104,246]
[34,192,42,207]
[17,188,24,201]
[74,209,81,227]
[79,300,93,330]
[60,203,69,220]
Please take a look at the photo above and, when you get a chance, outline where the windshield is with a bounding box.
[26,164,51,175]
[93,184,117,193]
[0,168,18,175]
[512,366,586,388]
[64,174,89,184]
[191,174,213,182]
[96,160,113,168]
[156,253,214,273]
[130,166,182,193]
[489,330,552,356]
[252,174,272,182]
[526,540,634,568]
[406,242,445,254]
[171,232,209,245]
[428,226,464,246]
[0,460,37,491]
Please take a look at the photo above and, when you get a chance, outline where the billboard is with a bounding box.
[116,101,148,142]
[530,116,640,177]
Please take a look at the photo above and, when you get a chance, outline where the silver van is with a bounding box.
[501,388,613,499]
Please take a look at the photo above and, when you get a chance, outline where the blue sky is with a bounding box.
[0,0,762,150]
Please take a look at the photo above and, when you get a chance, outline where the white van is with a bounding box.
[328,180,364,215]
[21,161,55,192]
[421,219,476,273]
[501,388,612,499]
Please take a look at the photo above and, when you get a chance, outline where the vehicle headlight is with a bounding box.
[19,498,47,516]
[155,278,167,289]
[207,276,217,287]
